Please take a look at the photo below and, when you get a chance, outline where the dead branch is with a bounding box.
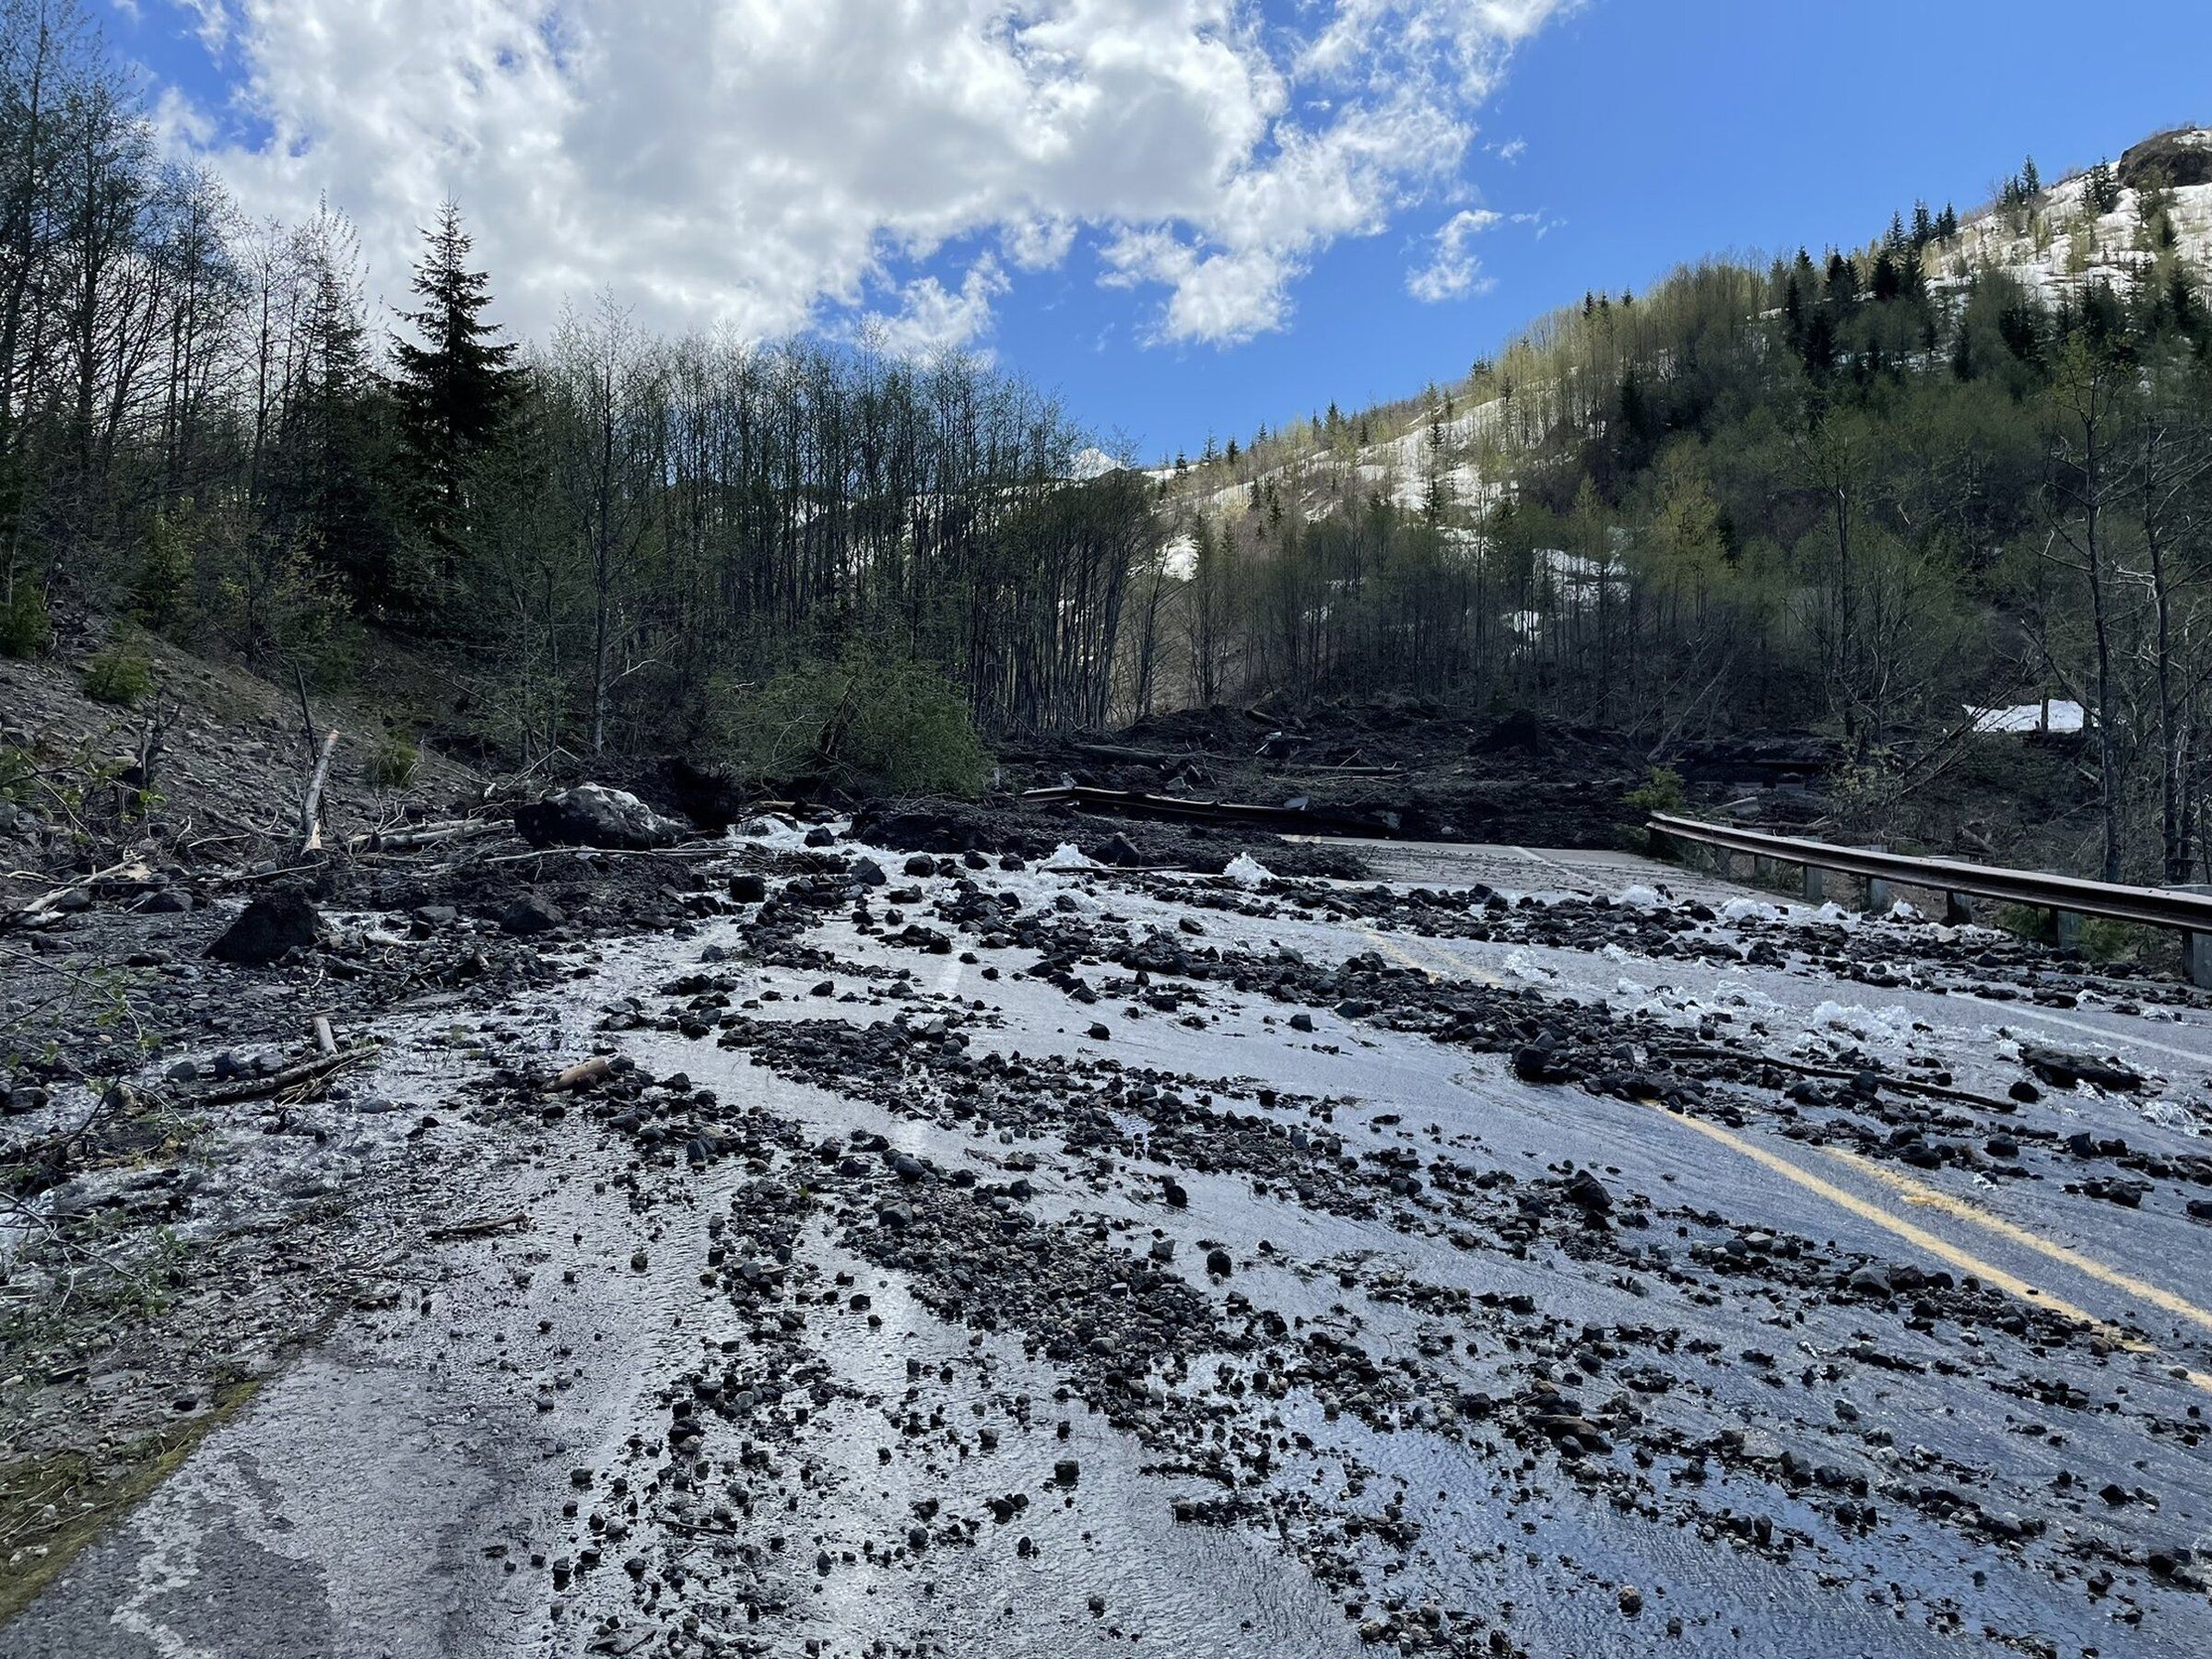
[1660,1042,2020,1114]
[1,859,155,933]
[428,1211,530,1241]
[199,1044,374,1105]
[347,817,508,854]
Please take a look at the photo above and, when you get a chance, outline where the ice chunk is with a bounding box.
[1223,853,1274,886]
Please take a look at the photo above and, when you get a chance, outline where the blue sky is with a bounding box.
[100,1,2212,465]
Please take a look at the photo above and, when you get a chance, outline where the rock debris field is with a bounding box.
[7,818,2212,1658]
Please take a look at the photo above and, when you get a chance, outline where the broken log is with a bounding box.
[549,1055,615,1091]
[347,817,508,854]
[1,860,156,932]
[300,728,339,853]
[429,1211,530,1241]
[1018,782,1394,837]
[201,1044,373,1105]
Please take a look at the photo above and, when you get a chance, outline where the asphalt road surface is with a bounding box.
[10,835,2212,1659]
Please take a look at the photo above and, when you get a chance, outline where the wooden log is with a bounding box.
[0,860,155,932]
[300,728,339,853]
[201,1044,372,1105]
[549,1055,615,1091]
[429,1211,530,1241]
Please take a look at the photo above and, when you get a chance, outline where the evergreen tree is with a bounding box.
[390,200,521,604]
[2021,155,2041,196]
[1825,252,1857,308]
[268,204,396,618]
[2084,159,2122,216]
[1871,247,1901,303]
[1937,203,1959,240]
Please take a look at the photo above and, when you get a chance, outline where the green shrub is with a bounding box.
[82,647,153,708]
[712,650,991,799]
[366,735,419,789]
[1624,764,1686,815]
[0,583,50,659]
[0,743,32,804]
[131,512,194,631]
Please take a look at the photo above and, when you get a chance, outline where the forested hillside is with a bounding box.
[0,1,1153,791]
[1146,130,2212,882]
[7,0,2212,884]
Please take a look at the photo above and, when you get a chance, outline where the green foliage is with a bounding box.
[82,647,153,708]
[0,582,51,658]
[2084,159,2123,217]
[366,735,419,788]
[131,512,195,631]
[1624,765,1686,814]
[1994,902,2054,944]
[0,742,33,805]
[712,650,991,799]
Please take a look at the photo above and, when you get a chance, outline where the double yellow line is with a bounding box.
[1357,927,2212,1391]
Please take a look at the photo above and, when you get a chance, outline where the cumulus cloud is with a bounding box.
[159,0,1571,348]
[860,256,1011,360]
[1407,207,1503,302]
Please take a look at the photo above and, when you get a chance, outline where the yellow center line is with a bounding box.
[1813,1144,2212,1340]
[1360,926,1502,987]
[1369,928,2212,1390]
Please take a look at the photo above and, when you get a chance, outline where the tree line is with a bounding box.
[0,1,1152,775]
[1143,156,2212,881]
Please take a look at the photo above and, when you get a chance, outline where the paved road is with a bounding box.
[11,837,2212,1658]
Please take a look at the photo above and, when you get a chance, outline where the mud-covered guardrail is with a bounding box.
[1647,811,2212,988]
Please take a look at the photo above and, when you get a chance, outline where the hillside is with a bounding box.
[1160,125,2212,548]
[1117,127,2212,886]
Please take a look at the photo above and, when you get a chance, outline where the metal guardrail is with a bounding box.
[1645,811,2212,986]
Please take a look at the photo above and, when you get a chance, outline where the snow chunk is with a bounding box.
[1721,897,1780,924]
[1041,841,1098,870]
[1223,853,1274,886]
[1969,699,2085,735]
[1616,884,1665,910]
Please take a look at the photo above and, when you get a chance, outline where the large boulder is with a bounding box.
[207,890,321,966]
[499,892,565,935]
[514,783,686,851]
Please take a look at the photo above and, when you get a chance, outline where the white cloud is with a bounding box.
[1407,207,1502,302]
[860,256,1011,360]
[160,0,1571,348]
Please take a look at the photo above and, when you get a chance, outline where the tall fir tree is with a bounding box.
[390,200,521,609]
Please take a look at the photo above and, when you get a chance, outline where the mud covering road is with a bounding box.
[9,824,2212,1658]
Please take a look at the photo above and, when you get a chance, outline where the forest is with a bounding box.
[6,1,2212,882]
[1151,154,2212,883]
[0,1,1155,791]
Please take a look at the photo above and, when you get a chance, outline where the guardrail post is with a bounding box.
[1801,864,1825,904]
[1945,891,1974,925]
[2185,930,2212,990]
[2053,909,2083,951]
[1860,844,1890,914]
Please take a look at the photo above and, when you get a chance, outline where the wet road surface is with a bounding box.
[10,834,2212,1658]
